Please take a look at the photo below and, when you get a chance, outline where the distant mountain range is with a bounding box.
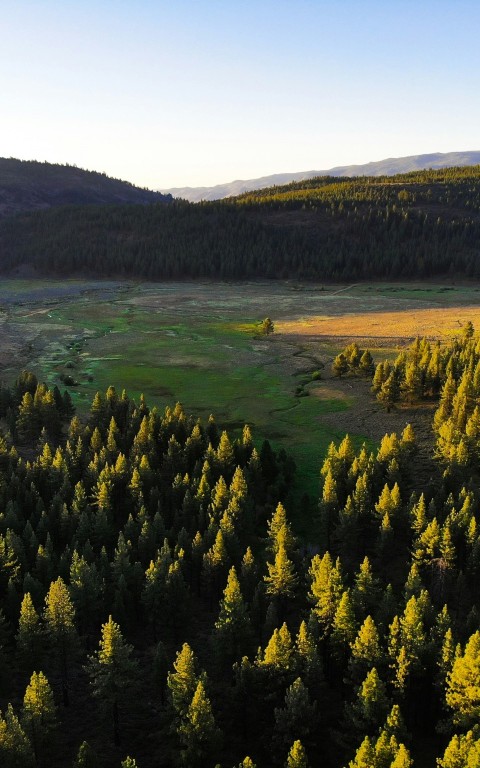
[0,158,171,217]
[161,151,480,202]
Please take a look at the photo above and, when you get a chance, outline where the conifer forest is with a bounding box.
[2,319,480,767]
[2,164,480,282]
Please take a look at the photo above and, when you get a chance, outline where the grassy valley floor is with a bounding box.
[1,278,479,538]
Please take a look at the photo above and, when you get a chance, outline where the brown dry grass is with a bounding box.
[277,305,480,341]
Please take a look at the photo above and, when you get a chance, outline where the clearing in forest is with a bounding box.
[1,278,479,536]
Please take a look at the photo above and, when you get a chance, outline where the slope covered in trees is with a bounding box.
[2,325,480,765]
[161,150,480,202]
[1,164,480,279]
[0,158,171,219]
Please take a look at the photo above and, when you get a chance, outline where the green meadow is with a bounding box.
[3,278,479,537]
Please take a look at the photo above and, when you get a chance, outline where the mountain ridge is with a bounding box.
[0,157,171,217]
[161,150,480,202]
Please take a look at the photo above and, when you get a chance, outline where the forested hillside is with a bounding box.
[1,165,480,280]
[0,159,171,218]
[161,150,480,202]
[2,324,480,766]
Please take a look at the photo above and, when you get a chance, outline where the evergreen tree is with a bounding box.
[21,671,57,766]
[262,623,294,670]
[264,542,298,603]
[86,616,138,746]
[0,703,35,768]
[377,372,400,413]
[295,620,324,696]
[16,593,43,669]
[332,353,349,378]
[390,743,413,768]
[285,739,309,768]
[178,680,221,767]
[213,566,252,665]
[348,736,375,768]
[345,668,390,739]
[73,741,98,768]
[167,643,202,719]
[69,551,103,638]
[438,731,480,768]
[266,502,296,554]
[273,677,318,758]
[331,590,357,663]
[308,553,343,637]
[348,615,383,686]
[43,577,78,706]
[359,350,375,378]
[446,631,480,730]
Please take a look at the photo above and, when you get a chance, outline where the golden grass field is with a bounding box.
[277,305,480,343]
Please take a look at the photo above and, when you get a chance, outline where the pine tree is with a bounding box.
[73,740,98,767]
[359,350,375,378]
[86,616,138,746]
[390,743,413,768]
[348,736,375,768]
[273,677,318,758]
[16,592,43,669]
[267,502,296,554]
[167,643,202,719]
[345,668,390,739]
[308,553,343,637]
[332,353,349,378]
[262,623,294,670]
[264,542,298,602]
[352,557,379,621]
[213,566,252,665]
[43,577,78,706]
[178,680,221,767]
[21,671,57,765]
[438,731,480,768]
[217,431,235,475]
[446,631,480,729]
[295,620,324,696]
[348,615,383,686]
[331,589,357,667]
[377,372,400,413]
[202,529,230,601]
[285,739,309,768]
[0,703,35,768]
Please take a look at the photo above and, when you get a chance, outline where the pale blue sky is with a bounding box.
[2,1,479,188]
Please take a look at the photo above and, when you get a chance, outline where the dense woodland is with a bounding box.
[1,165,480,279]
[0,158,171,218]
[2,324,480,766]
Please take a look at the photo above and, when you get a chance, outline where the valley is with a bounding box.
[2,278,479,537]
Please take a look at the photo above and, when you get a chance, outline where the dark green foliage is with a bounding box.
[86,616,138,746]
[1,328,480,767]
[73,741,98,768]
[0,157,171,218]
[3,164,480,281]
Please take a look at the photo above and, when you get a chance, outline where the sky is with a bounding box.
[2,1,480,189]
